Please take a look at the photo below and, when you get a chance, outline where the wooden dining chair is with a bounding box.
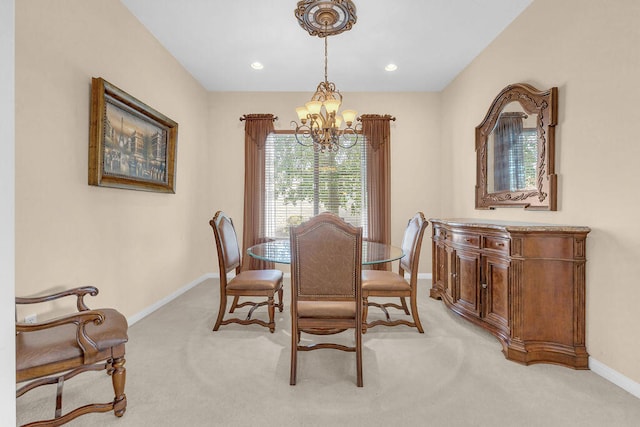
[289,212,364,387]
[362,212,428,333]
[16,286,128,426]
[210,211,284,333]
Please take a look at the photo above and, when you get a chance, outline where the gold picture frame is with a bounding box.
[89,77,178,193]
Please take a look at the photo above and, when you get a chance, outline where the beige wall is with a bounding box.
[441,0,640,383]
[2,0,15,421]
[206,91,441,272]
[15,0,212,318]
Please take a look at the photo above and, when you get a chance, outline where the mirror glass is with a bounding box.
[475,83,558,210]
[486,103,539,193]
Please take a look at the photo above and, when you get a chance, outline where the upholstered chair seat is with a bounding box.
[297,301,356,318]
[16,308,127,374]
[227,270,284,291]
[361,270,410,292]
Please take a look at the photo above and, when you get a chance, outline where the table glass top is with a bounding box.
[247,240,404,265]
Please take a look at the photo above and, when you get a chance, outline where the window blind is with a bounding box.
[519,128,538,190]
[264,132,368,239]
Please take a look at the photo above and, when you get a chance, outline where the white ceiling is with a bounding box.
[120,0,533,92]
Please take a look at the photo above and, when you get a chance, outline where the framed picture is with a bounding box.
[89,77,178,193]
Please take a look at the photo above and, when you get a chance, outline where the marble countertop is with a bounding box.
[429,218,591,233]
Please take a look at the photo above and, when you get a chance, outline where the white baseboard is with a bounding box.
[127,273,216,326]
[590,357,640,399]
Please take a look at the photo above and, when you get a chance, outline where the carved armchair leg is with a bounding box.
[111,356,127,417]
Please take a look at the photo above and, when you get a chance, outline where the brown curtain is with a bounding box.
[241,114,276,271]
[360,114,395,271]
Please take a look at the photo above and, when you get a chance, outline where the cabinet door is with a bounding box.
[444,246,455,302]
[482,255,510,333]
[453,249,481,317]
[433,239,449,299]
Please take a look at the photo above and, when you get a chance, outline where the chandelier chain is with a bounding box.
[324,35,328,83]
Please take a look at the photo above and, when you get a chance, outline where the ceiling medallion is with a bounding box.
[295,0,357,37]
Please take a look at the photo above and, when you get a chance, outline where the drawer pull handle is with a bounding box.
[496,242,505,247]
[465,238,472,242]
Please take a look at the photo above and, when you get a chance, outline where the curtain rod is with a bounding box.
[358,114,396,121]
[239,114,278,122]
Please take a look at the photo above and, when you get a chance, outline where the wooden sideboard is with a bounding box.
[429,218,590,369]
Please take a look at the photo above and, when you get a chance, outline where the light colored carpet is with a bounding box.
[17,278,640,426]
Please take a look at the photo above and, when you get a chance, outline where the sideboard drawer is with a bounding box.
[483,236,510,254]
[451,232,480,248]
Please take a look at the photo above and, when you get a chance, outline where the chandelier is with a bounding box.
[292,0,361,152]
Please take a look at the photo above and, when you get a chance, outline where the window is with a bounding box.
[264,132,368,239]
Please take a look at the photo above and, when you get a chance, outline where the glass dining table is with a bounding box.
[247,239,405,265]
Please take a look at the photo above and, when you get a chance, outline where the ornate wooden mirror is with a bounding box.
[475,83,558,210]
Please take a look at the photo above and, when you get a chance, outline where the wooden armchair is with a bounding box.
[362,212,428,333]
[16,286,128,427]
[289,212,364,387]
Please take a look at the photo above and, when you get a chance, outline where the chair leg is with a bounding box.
[410,294,424,333]
[362,295,369,334]
[213,294,227,331]
[111,356,127,417]
[277,287,284,312]
[356,325,363,387]
[400,297,410,315]
[290,322,298,385]
[267,294,276,333]
[229,296,240,313]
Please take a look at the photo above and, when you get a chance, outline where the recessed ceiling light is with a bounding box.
[385,63,398,72]
[250,62,264,70]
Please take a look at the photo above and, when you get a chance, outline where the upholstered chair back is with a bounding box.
[292,218,361,301]
[399,212,428,275]
[213,212,242,274]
